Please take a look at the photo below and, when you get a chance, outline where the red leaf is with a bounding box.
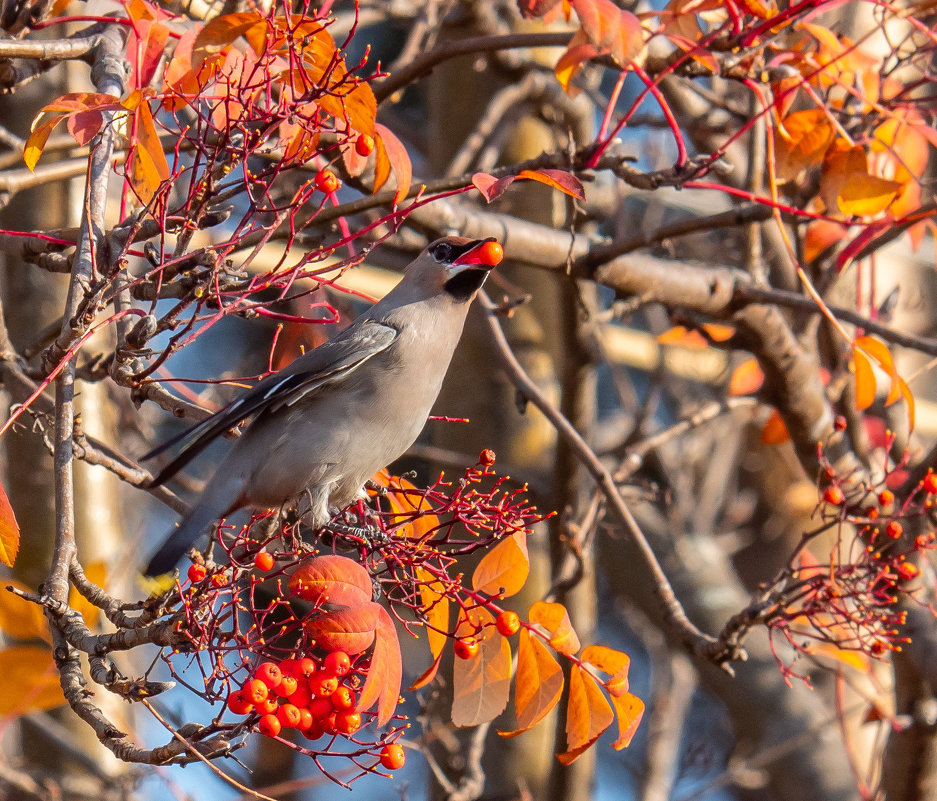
[570,0,644,66]
[66,110,104,147]
[472,172,516,202]
[288,554,373,606]
[191,11,268,68]
[355,604,402,726]
[517,0,563,17]
[304,604,378,655]
[374,123,411,204]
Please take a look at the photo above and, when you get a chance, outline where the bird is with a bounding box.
[142,236,503,577]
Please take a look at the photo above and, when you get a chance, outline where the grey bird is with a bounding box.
[142,236,502,577]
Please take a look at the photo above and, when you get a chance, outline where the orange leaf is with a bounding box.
[728,358,764,397]
[898,375,915,432]
[516,169,585,201]
[554,29,599,95]
[472,531,529,597]
[656,326,708,348]
[775,108,834,181]
[289,554,373,606]
[837,173,903,217]
[761,409,790,444]
[805,642,870,673]
[557,663,613,764]
[355,604,402,726]
[305,604,378,655]
[378,472,442,541]
[129,100,170,205]
[571,0,644,67]
[374,123,411,204]
[803,219,847,263]
[855,336,902,406]
[452,607,512,727]
[408,651,443,691]
[499,629,564,737]
[191,11,267,68]
[415,565,449,659]
[0,646,65,715]
[701,323,735,342]
[609,692,645,749]
[0,479,19,567]
[529,601,581,655]
[852,348,876,410]
[0,582,48,642]
[581,644,630,697]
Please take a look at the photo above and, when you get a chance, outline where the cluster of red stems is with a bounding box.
[758,434,936,682]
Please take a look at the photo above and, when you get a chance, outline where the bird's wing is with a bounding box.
[144,322,398,488]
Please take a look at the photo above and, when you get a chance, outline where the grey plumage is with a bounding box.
[143,236,501,576]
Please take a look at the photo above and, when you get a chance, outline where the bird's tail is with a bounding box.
[143,490,236,577]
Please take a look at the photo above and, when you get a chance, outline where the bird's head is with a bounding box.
[408,236,504,303]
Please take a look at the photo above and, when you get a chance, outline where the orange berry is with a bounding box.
[453,637,479,660]
[477,241,503,266]
[355,134,374,156]
[314,169,339,194]
[334,710,361,735]
[187,563,207,583]
[277,675,299,697]
[898,562,919,580]
[258,714,281,738]
[227,690,253,715]
[823,486,844,506]
[479,448,496,467]
[322,711,338,735]
[253,551,275,571]
[310,671,339,697]
[923,473,937,495]
[380,743,406,770]
[211,572,229,587]
[323,651,351,677]
[277,703,303,729]
[878,489,895,506]
[331,685,355,710]
[254,662,283,691]
[242,679,269,705]
[297,707,314,731]
[886,521,903,539]
[495,611,520,637]
[256,696,279,715]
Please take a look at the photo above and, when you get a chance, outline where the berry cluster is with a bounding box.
[226,651,406,769]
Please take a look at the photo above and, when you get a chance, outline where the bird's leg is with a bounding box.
[324,501,390,547]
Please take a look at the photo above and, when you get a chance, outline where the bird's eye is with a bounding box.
[431,242,452,262]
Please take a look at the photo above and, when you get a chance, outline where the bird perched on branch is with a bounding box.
[142,236,504,577]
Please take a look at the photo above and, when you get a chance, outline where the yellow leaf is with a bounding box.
[837,173,903,217]
[728,358,764,397]
[775,109,834,181]
[472,531,529,598]
[529,601,581,655]
[0,582,49,642]
[0,479,19,566]
[451,608,512,727]
[499,630,564,737]
[0,646,65,715]
[557,663,613,764]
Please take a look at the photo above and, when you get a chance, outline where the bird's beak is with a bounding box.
[449,238,503,272]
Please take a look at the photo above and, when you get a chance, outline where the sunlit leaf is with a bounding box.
[415,565,450,659]
[499,629,564,737]
[554,29,598,95]
[853,348,876,411]
[68,562,106,630]
[581,644,630,697]
[775,108,834,180]
[191,12,268,68]
[570,0,644,67]
[452,608,512,727]
[289,554,373,606]
[0,582,48,642]
[516,169,585,200]
[728,358,764,397]
[609,692,645,749]
[472,531,529,598]
[529,601,581,655]
[374,123,411,204]
[0,479,19,567]
[761,409,790,444]
[0,646,65,715]
[557,663,613,764]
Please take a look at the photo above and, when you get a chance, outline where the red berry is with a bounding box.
[322,711,338,735]
[314,169,339,194]
[878,489,895,506]
[241,679,269,705]
[227,690,253,715]
[823,485,845,506]
[289,683,312,708]
[453,637,479,660]
[334,710,361,735]
[295,657,317,678]
[303,719,324,740]
[258,714,281,738]
[355,134,374,156]
[886,521,903,539]
[331,686,355,710]
[211,572,229,587]
[833,415,847,431]
[479,449,496,467]
[254,662,283,691]
[496,611,520,637]
[279,658,302,677]
[310,671,339,697]
[923,472,937,495]
[277,703,303,729]
[297,707,314,731]
[310,697,334,720]
[277,675,299,697]
[380,743,406,770]
[187,563,207,583]
[253,551,275,571]
[323,651,351,677]
[256,696,279,715]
